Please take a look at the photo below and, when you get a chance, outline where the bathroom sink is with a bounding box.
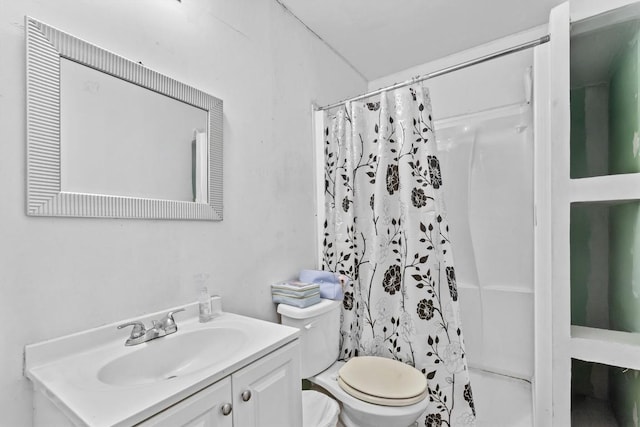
[98,327,246,386]
[25,306,301,427]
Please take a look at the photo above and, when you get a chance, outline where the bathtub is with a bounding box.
[469,368,533,427]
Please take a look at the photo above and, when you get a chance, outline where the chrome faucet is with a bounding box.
[117,308,185,346]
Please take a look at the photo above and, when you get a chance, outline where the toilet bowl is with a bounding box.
[312,360,429,427]
[277,299,428,427]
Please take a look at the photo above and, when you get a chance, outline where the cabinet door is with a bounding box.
[231,340,302,427]
[139,377,233,427]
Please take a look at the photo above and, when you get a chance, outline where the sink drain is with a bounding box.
[165,375,177,380]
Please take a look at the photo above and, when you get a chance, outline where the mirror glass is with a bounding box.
[60,59,207,202]
[26,17,223,220]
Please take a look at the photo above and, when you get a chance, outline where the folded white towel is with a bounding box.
[271,281,319,293]
[272,292,321,308]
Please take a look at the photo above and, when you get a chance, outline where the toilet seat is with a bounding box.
[337,376,427,407]
[337,356,427,407]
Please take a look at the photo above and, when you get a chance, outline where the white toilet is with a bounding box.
[278,299,429,427]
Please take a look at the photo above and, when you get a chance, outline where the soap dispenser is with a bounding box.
[194,273,212,323]
[198,286,212,323]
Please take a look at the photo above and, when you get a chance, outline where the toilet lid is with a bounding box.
[337,376,427,407]
[338,356,427,405]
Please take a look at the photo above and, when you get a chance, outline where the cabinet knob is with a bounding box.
[221,403,232,416]
[241,390,252,402]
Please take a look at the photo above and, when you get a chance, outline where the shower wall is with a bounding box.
[435,107,533,380]
[369,26,543,426]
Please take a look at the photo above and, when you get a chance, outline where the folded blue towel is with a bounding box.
[299,270,339,284]
[299,270,346,300]
[318,282,343,300]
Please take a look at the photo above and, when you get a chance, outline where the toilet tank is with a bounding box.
[277,299,341,378]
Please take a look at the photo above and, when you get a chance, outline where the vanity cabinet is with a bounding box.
[140,341,301,427]
[26,308,302,427]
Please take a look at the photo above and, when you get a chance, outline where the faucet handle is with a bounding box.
[166,308,186,320]
[117,321,146,339]
[158,308,185,333]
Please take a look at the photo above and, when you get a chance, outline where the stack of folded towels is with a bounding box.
[271,270,348,308]
[271,280,321,308]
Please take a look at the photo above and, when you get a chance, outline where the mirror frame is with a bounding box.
[25,17,223,220]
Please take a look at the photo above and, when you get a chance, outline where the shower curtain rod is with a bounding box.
[317,34,550,111]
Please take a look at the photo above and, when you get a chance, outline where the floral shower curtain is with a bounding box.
[322,84,476,426]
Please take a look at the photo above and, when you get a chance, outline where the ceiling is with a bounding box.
[278,0,565,81]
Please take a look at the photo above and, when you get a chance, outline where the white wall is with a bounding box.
[0,1,367,425]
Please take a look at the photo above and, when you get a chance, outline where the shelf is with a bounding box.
[569,200,640,335]
[571,358,631,427]
[570,173,640,203]
[572,0,640,27]
[570,14,640,180]
[572,396,618,426]
[571,326,640,370]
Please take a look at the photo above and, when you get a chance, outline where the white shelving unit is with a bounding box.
[571,326,640,371]
[545,0,640,424]
[569,174,640,202]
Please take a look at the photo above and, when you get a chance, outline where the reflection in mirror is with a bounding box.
[61,59,208,202]
[26,17,223,220]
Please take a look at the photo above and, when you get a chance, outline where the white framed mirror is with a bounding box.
[25,17,223,220]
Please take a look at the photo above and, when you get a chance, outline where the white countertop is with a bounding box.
[25,303,299,427]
